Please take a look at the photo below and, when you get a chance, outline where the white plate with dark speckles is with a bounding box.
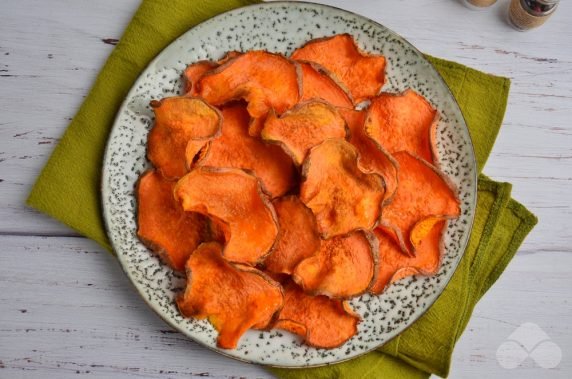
[101,1,477,368]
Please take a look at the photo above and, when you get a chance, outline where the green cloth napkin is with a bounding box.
[26,0,537,378]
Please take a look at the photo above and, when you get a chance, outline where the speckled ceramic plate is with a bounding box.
[102,1,477,368]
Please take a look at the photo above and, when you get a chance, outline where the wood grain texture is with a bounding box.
[1,0,571,378]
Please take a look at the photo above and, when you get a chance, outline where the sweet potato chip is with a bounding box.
[293,230,378,298]
[369,221,445,294]
[174,167,279,265]
[299,61,353,108]
[291,34,386,103]
[275,282,359,348]
[340,108,399,204]
[148,96,222,179]
[300,139,385,238]
[365,90,439,163]
[198,51,301,119]
[183,60,218,95]
[194,106,296,198]
[177,242,283,349]
[379,151,460,255]
[261,100,348,166]
[263,196,321,275]
[136,170,207,271]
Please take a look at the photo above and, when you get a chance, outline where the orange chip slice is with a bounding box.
[340,108,399,204]
[365,90,439,163]
[193,106,296,198]
[148,96,222,179]
[261,100,348,165]
[300,139,385,238]
[369,221,445,294]
[177,243,284,349]
[379,151,460,255]
[293,230,378,298]
[275,282,359,348]
[299,61,353,108]
[291,34,386,103]
[136,170,207,271]
[183,60,218,95]
[263,196,321,275]
[198,51,301,119]
[174,167,279,265]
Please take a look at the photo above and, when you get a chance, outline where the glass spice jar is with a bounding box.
[508,0,560,31]
[464,0,498,10]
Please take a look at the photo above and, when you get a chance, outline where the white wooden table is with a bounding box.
[1,0,571,378]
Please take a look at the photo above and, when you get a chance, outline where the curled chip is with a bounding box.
[183,60,218,95]
[194,106,296,198]
[291,34,386,103]
[298,61,353,108]
[379,151,460,255]
[293,230,378,299]
[410,216,445,251]
[365,90,439,163]
[369,222,445,294]
[174,167,279,265]
[263,196,321,275]
[136,170,207,271]
[177,243,284,349]
[148,96,222,179]
[340,108,399,205]
[198,51,301,119]
[275,282,359,348]
[261,100,348,166]
[300,139,385,238]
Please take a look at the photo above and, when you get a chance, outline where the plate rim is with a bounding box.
[101,0,478,368]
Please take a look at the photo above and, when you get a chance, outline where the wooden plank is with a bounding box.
[0,0,139,236]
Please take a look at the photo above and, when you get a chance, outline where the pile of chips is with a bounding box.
[137,34,460,349]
